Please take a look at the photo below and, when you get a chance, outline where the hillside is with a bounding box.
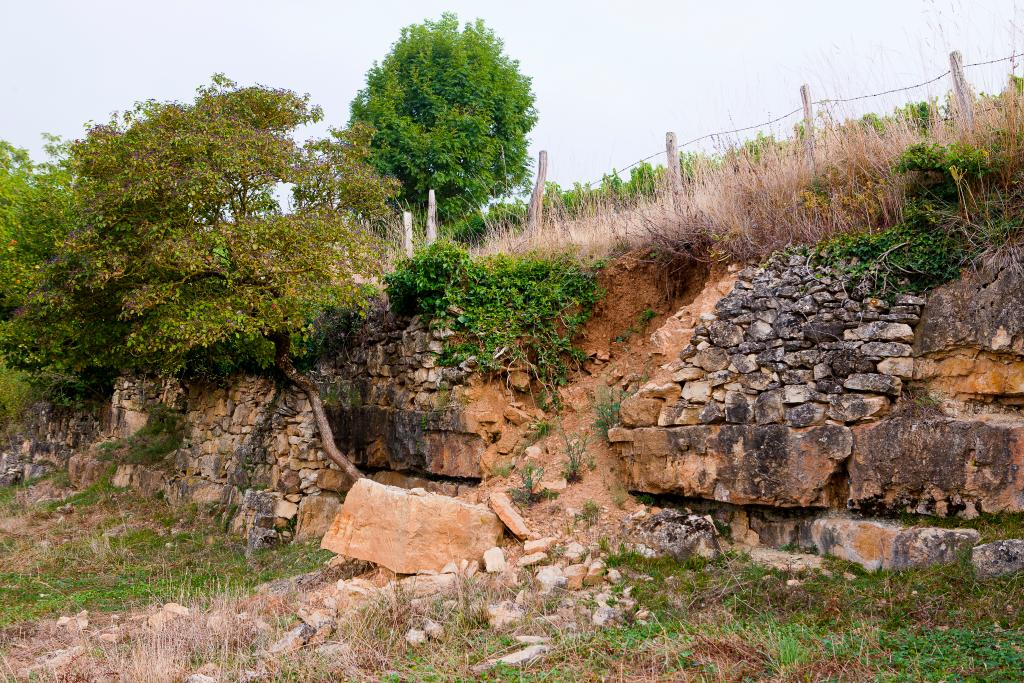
[5,41,1024,683]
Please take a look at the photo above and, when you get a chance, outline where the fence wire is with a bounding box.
[578,49,1022,189]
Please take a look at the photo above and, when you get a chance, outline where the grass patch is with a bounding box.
[899,511,1024,544]
[0,481,328,627]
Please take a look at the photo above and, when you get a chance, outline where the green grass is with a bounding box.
[0,478,330,627]
[899,511,1024,544]
[384,545,1024,681]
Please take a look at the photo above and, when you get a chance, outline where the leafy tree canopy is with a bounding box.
[0,137,75,318]
[2,75,398,397]
[350,13,537,220]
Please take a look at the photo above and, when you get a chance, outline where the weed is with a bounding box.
[528,419,552,441]
[509,463,547,506]
[559,427,591,484]
[592,385,624,441]
[490,461,513,479]
[575,500,601,527]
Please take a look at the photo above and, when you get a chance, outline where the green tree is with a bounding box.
[350,13,537,220]
[3,76,399,486]
[0,137,75,318]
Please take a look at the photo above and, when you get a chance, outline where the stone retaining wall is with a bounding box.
[611,255,1024,522]
[5,309,491,546]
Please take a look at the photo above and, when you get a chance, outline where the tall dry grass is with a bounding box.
[475,83,1024,263]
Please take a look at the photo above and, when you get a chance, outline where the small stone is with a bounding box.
[844,373,902,396]
[162,602,190,617]
[422,619,445,640]
[489,492,533,540]
[483,547,506,573]
[605,568,623,584]
[563,541,586,562]
[859,342,913,357]
[681,380,711,403]
[591,605,620,627]
[564,563,588,590]
[844,322,914,343]
[517,552,547,567]
[784,402,825,427]
[877,357,914,378]
[405,628,428,647]
[535,565,567,594]
[753,389,785,424]
[782,385,815,404]
[486,601,525,628]
[523,537,557,554]
[268,623,315,654]
[471,644,550,673]
[585,560,607,586]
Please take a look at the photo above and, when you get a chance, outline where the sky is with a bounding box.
[3,0,1024,189]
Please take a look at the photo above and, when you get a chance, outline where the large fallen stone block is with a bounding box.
[972,539,1024,578]
[320,478,503,574]
[811,517,979,571]
[849,416,1024,515]
[625,510,721,561]
[617,424,851,507]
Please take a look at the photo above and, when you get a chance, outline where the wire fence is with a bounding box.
[574,50,1023,189]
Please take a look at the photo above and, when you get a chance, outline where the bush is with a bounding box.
[895,141,991,201]
[510,463,546,506]
[385,241,601,390]
[559,428,591,484]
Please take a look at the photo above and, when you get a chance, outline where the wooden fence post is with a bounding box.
[426,189,437,245]
[665,132,683,210]
[526,150,548,235]
[949,50,975,130]
[800,84,815,172]
[402,211,413,257]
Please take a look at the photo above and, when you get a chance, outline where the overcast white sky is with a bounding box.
[3,0,1023,188]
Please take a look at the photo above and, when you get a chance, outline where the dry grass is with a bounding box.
[474,85,1024,264]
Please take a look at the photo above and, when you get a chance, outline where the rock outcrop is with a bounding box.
[811,517,979,571]
[849,415,1024,515]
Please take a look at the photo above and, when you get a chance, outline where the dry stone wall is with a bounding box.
[612,254,923,509]
[4,309,491,547]
[612,254,1024,526]
[0,403,104,486]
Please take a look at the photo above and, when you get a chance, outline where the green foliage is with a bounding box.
[0,363,37,432]
[0,137,75,319]
[99,404,187,466]
[2,76,397,386]
[385,241,601,389]
[895,141,992,201]
[592,386,625,441]
[575,499,601,527]
[860,98,938,134]
[509,463,546,506]
[559,427,591,484]
[350,13,537,220]
[814,201,972,295]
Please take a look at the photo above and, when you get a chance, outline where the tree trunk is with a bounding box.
[273,334,363,489]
